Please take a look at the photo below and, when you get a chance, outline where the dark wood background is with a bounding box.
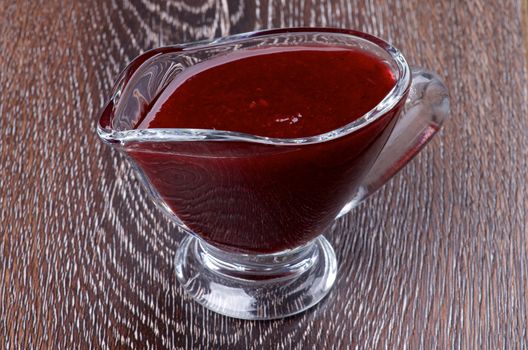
[1,0,528,348]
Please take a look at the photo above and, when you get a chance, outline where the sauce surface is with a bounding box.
[135,46,396,138]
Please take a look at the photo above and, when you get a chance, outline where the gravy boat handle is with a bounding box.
[338,67,450,217]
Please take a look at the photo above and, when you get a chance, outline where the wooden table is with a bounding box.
[2,0,527,348]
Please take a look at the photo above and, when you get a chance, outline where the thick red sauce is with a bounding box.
[136,46,395,138]
[126,46,402,253]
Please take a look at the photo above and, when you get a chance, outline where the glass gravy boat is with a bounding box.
[97,28,449,320]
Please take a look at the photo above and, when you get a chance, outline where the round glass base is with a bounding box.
[175,235,337,320]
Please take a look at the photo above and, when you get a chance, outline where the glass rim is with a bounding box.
[97,27,411,146]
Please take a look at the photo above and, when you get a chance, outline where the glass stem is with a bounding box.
[196,238,320,281]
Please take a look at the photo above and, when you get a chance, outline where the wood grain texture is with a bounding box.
[1,0,527,348]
